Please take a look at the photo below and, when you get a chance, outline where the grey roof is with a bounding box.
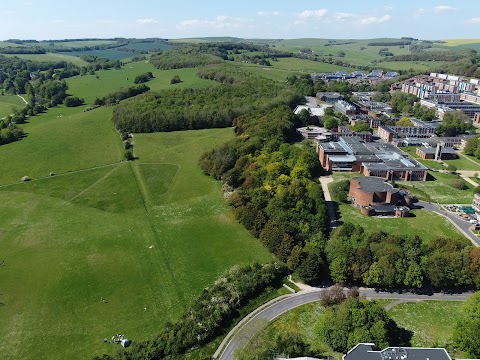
[417,147,456,155]
[353,176,398,194]
[344,343,452,360]
[370,204,397,213]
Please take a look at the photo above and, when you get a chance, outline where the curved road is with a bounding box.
[415,200,480,247]
[215,288,472,360]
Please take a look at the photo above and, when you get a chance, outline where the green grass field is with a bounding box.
[0,94,25,118]
[388,301,465,350]
[330,173,466,242]
[401,147,480,171]
[0,105,272,359]
[398,171,477,204]
[252,299,465,357]
[264,302,342,358]
[66,61,217,104]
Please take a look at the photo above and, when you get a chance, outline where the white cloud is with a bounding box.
[334,12,355,21]
[359,14,392,25]
[52,19,65,24]
[297,9,328,19]
[384,6,393,12]
[257,11,280,17]
[416,5,456,15]
[332,12,392,25]
[177,16,252,30]
[136,18,159,25]
[466,17,480,24]
[433,5,456,13]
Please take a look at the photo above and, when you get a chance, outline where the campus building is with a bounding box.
[416,144,457,160]
[334,100,358,115]
[316,136,428,181]
[349,176,411,217]
[377,125,436,142]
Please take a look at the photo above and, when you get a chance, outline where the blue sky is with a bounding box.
[1,0,480,40]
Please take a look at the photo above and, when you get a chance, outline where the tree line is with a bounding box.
[199,103,329,284]
[93,84,150,107]
[326,222,480,290]
[94,262,288,360]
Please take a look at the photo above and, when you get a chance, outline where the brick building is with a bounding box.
[377,125,436,142]
[349,177,410,217]
[316,136,428,181]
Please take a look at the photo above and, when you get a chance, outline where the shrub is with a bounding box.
[170,75,181,84]
[447,164,457,173]
[63,96,84,107]
[330,179,350,203]
[450,179,467,190]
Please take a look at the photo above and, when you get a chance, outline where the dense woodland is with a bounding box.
[97,263,288,360]
[326,223,480,290]
[112,65,300,133]
[454,291,480,357]
[199,104,329,284]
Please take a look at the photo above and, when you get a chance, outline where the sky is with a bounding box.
[1,0,480,41]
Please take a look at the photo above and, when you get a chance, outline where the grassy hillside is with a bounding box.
[66,61,217,104]
[0,124,272,360]
[0,94,25,118]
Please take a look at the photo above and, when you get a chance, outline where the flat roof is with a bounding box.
[344,343,452,360]
[417,147,456,155]
[353,176,398,194]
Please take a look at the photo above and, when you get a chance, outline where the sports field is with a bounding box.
[0,98,272,359]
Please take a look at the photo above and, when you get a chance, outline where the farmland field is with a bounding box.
[0,94,25,118]
[0,97,272,359]
[61,49,135,60]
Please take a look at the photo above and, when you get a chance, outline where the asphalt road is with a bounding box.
[215,288,472,360]
[415,200,480,246]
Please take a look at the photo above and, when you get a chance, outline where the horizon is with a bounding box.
[1,0,479,41]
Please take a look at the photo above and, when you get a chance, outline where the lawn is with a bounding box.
[388,301,465,351]
[249,299,466,358]
[337,202,463,243]
[0,94,25,118]
[398,171,477,204]
[261,302,342,358]
[329,173,466,242]
[66,61,217,104]
[0,114,272,359]
[402,146,480,171]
